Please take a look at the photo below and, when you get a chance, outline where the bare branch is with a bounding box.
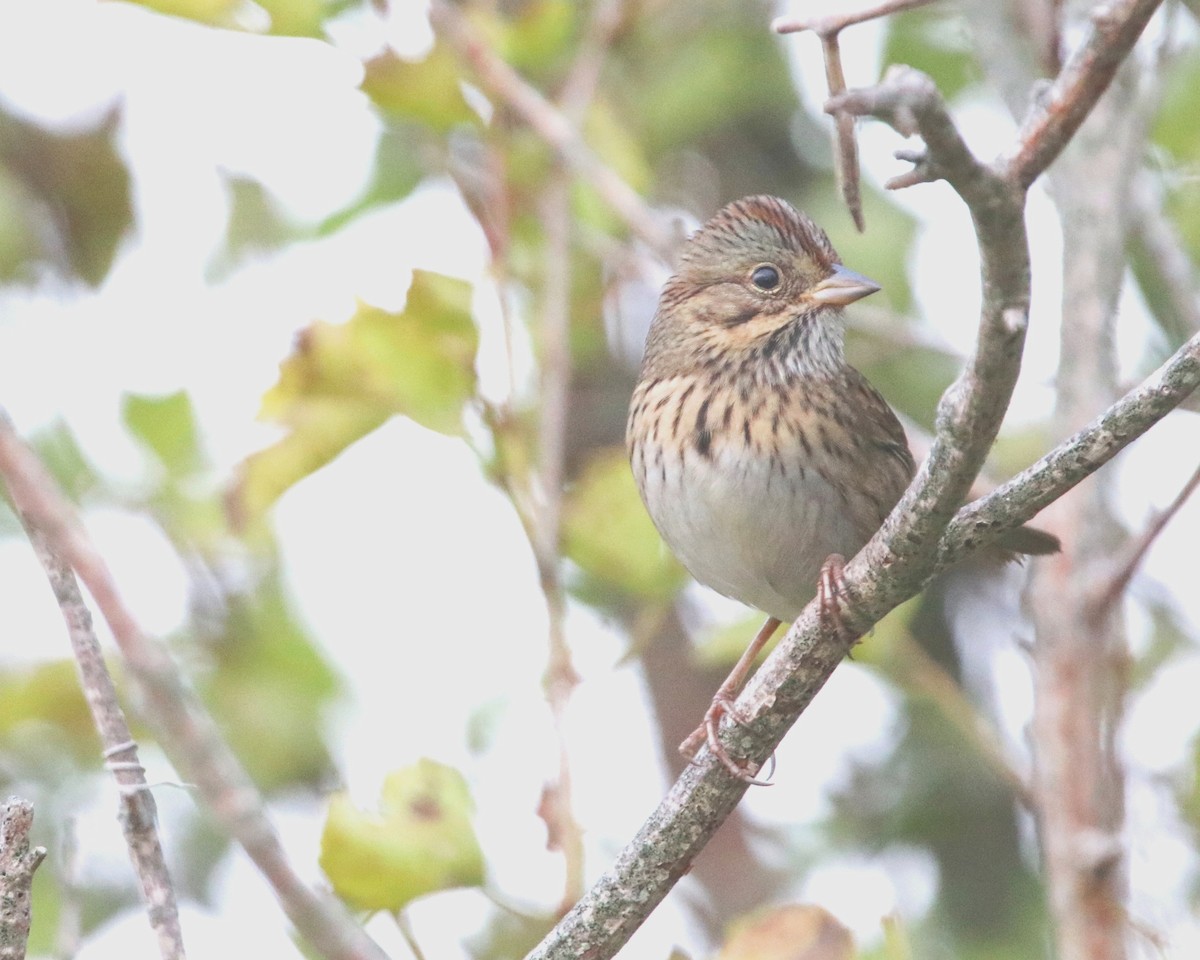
[428,0,677,261]
[773,0,939,36]
[1005,0,1164,188]
[1091,460,1200,614]
[942,331,1200,561]
[22,522,185,960]
[0,798,45,960]
[821,33,865,230]
[828,67,1033,624]
[0,412,389,960]
[535,175,586,912]
[773,0,943,227]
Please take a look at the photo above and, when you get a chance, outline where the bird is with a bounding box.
[625,195,1057,782]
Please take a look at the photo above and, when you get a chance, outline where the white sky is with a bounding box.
[0,1,1198,958]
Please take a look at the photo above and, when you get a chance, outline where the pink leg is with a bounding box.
[680,616,780,784]
[818,553,858,643]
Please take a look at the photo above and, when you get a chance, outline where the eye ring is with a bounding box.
[750,264,781,291]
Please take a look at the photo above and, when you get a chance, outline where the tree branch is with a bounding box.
[1091,460,1200,614]
[22,522,185,960]
[826,67,1032,620]
[1005,0,1164,188]
[773,0,941,229]
[941,331,1200,561]
[0,411,389,960]
[0,798,45,960]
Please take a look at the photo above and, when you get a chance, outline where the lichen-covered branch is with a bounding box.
[0,798,45,960]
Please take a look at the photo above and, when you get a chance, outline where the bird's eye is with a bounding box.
[751,264,780,290]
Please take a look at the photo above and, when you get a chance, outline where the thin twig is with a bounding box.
[773,0,941,229]
[942,332,1200,562]
[0,411,389,960]
[773,0,939,36]
[22,522,185,960]
[557,0,627,118]
[535,174,586,913]
[429,0,677,261]
[1091,460,1200,614]
[0,798,46,960]
[821,34,865,230]
[529,0,630,913]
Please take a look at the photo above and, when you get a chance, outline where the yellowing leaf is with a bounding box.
[361,46,478,131]
[0,661,100,764]
[717,904,855,960]
[116,0,241,26]
[320,759,485,912]
[562,446,685,602]
[231,271,477,526]
[123,391,203,477]
[258,0,328,37]
[497,0,577,73]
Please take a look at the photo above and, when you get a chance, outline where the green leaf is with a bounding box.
[693,613,778,669]
[320,759,485,912]
[361,45,479,131]
[27,421,101,509]
[113,0,240,26]
[232,270,477,525]
[316,125,425,236]
[204,574,340,790]
[122,391,204,477]
[257,0,332,37]
[0,104,132,286]
[1152,47,1200,164]
[562,446,686,603]
[1152,48,1200,264]
[496,0,578,75]
[0,660,100,765]
[221,175,295,258]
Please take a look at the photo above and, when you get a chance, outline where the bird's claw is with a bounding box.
[818,553,859,645]
[680,696,775,786]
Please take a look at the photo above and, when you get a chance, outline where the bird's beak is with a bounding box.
[809,264,881,306]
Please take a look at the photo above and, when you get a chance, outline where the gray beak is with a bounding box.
[809,263,881,307]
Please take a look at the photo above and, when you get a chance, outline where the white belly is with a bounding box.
[635,441,864,622]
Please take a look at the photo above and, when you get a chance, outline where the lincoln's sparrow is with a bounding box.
[626,195,1056,781]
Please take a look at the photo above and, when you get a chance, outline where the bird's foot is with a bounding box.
[680,696,774,786]
[818,553,860,645]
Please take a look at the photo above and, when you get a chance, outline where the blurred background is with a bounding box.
[1,0,1199,958]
